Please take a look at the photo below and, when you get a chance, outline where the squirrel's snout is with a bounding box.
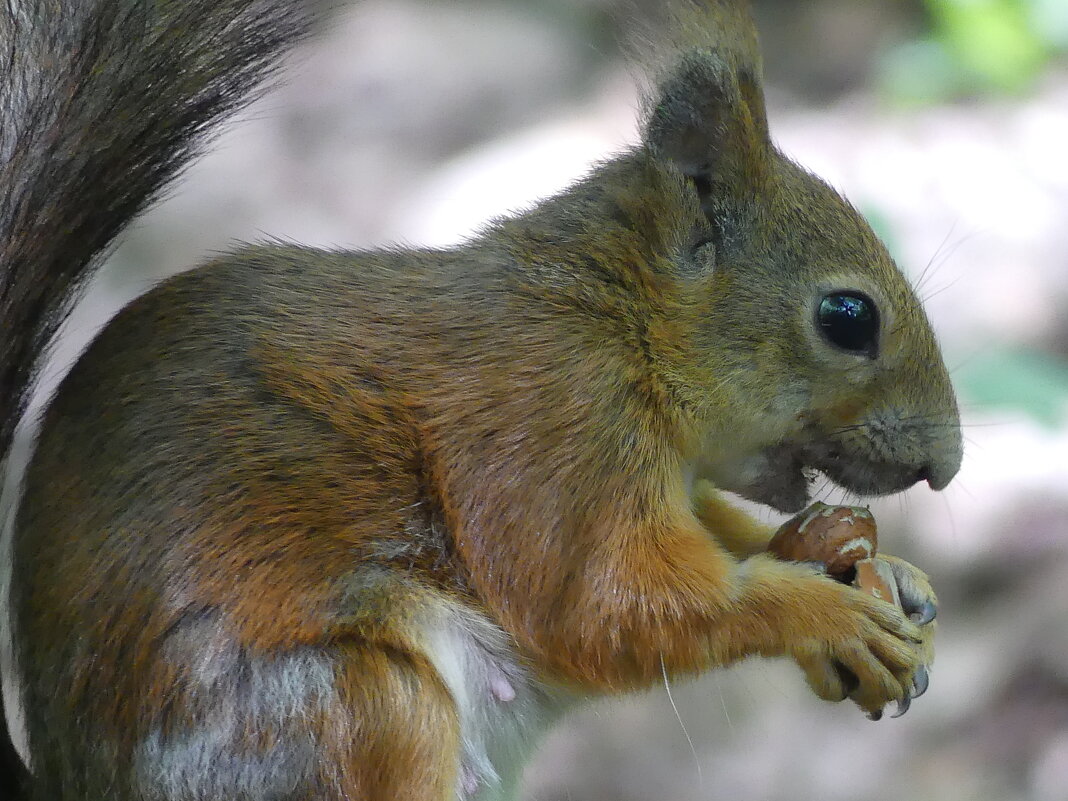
[802,402,963,497]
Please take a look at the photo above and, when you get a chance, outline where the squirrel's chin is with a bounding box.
[724,450,814,514]
[742,475,811,514]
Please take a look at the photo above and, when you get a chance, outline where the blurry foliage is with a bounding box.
[489,0,1068,103]
[957,346,1068,428]
[882,0,1068,104]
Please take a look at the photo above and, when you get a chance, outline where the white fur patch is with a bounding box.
[418,604,572,801]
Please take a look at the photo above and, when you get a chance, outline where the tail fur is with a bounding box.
[0,0,319,792]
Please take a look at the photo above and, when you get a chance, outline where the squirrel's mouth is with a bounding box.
[730,439,928,514]
[710,443,814,513]
[804,442,927,498]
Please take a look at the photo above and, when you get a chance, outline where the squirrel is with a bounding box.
[0,0,962,799]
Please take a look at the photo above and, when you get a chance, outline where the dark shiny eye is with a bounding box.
[817,292,879,356]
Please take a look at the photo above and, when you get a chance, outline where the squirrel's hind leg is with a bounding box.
[323,640,463,798]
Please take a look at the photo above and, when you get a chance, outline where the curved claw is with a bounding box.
[891,692,912,718]
[867,708,883,722]
[909,600,937,626]
[913,664,930,698]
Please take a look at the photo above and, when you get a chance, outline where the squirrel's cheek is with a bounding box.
[814,395,870,429]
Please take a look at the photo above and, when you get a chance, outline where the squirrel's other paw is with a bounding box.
[876,554,938,626]
[873,553,937,710]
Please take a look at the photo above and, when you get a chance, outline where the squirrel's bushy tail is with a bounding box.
[0,0,319,793]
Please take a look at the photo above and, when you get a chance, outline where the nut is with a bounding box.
[767,502,878,577]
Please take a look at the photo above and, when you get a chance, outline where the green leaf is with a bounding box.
[926,0,1047,91]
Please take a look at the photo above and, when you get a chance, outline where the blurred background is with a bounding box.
[31,0,1068,799]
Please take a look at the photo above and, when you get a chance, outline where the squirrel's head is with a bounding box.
[645,45,962,513]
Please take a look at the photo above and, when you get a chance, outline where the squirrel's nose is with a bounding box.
[917,416,964,492]
[919,457,959,491]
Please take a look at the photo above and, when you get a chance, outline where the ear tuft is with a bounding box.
[645,50,770,189]
[641,2,772,205]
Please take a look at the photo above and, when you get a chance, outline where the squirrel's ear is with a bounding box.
[645,52,771,206]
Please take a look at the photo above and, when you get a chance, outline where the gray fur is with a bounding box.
[135,620,338,801]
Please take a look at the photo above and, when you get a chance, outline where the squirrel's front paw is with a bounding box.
[794,589,922,718]
[748,557,924,719]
